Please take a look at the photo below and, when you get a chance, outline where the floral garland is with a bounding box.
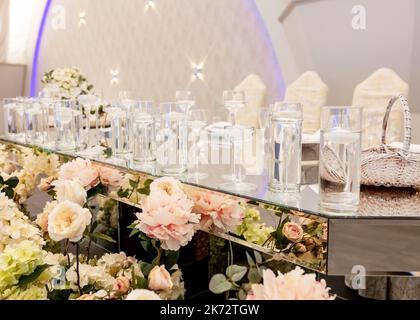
[41,67,94,100]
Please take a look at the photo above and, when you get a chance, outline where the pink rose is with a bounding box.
[113,276,130,294]
[96,166,124,187]
[148,265,173,291]
[58,158,99,190]
[135,177,200,251]
[38,176,56,192]
[3,164,17,175]
[282,222,304,243]
[192,191,244,232]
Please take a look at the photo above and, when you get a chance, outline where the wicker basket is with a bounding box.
[361,95,420,188]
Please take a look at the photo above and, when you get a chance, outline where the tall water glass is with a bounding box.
[269,102,303,193]
[319,106,362,213]
[156,102,188,174]
[2,98,25,141]
[105,103,131,157]
[24,98,48,145]
[77,94,101,150]
[132,101,156,163]
[54,100,78,151]
[187,109,208,180]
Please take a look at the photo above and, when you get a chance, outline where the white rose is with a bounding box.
[126,289,161,300]
[48,201,92,242]
[52,180,87,206]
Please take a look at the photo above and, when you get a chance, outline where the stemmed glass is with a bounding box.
[220,125,257,192]
[187,109,208,181]
[176,91,195,113]
[223,90,246,126]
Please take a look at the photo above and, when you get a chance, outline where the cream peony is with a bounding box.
[126,289,161,300]
[192,191,245,232]
[58,158,99,190]
[35,201,58,232]
[247,267,335,300]
[52,180,87,206]
[282,222,304,243]
[47,201,92,242]
[148,265,173,291]
[135,177,200,251]
[113,276,130,294]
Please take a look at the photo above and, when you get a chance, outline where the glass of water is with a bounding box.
[54,100,79,151]
[132,101,156,164]
[24,98,48,145]
[104,102,131,158]
[2,98,26,142]
[156,102,188,175]
[187,109,208,181]
[268,102,303,193]
[319,106,362,213]
[223,90,246,126]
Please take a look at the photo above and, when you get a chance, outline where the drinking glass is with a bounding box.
[24,98,48,145]
[187,109,208,180]
[77,94,101,152]
[104,103,131,157]
[223,90,246,126]
[132,101,156,164]
[2,98,25,142]
[156,102,188,174]
[54,100,79,151]
[176,91,195,113]
[220,125,257,192]
[268,102,303,193]
[319,106,362,213]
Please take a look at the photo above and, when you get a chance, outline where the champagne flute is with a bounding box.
[223,90,246,126]
[176,91,195,113]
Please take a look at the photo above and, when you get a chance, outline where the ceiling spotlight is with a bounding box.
[110,69,119,85]
[78,11,86,27]
[144,0,155,11]
[192,63,204,80]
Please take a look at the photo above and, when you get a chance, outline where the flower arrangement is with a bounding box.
[41,67,94,100]
[209,250,335,300]
[235,207,274,246]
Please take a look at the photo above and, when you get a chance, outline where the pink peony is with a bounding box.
[96,166,124,187]
[192,191,245,232]
[58,158,99,190]
[246,267,335,300]
[135,177,200,251]
[282,222,304,243]
[321,223,328,242]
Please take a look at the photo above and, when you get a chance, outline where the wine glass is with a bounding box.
[176,91,195,113]
[223,90,246,126]
[220,125,257,192]
[187,109,208,181]
[77,94,100,153]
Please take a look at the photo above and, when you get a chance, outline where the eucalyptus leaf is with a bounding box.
[246,252,255,266]
[254,251,263,265]
[247,267,262,284]
[226,265,248,282]
[209,274,232,294]
[91,232,116,243]
[129,179,139,188]
[18,264,50,287]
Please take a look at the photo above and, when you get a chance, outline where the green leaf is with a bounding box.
[0,176,4,184]
[134,276,148,289]
[129,227,140,237]
[117,188,130,198]
[246,252,255,266]
[209,274,232,294]
[103,147,112,158]
[129,179,139,189]
[4,186,14,199]
[18,264,50,287]
[91,232,116,243]
[247,267,262,284]
[143,179,154,187]
[47,289,73,301]
[87,183,105,199]
[139,262,154,278]
[141,240,158,256]
[163,250,179,270]
[82,284,95,293]
[226,265,248,282]
[137,188,149,195]
[254,251,263,265]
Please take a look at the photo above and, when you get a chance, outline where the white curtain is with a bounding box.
[0,0,9,62]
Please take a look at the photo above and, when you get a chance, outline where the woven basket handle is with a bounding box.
[381,94,411,156]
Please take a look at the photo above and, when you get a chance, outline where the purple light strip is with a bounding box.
[30,0,53,97]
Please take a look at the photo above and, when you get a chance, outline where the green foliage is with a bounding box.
[18,264,50,287]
